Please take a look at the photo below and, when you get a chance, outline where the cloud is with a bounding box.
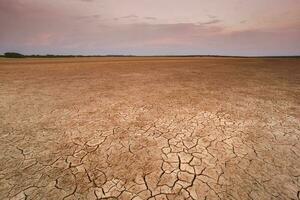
[79,0,95,2]
[144,17,157,20]
[207,15,217,19]
[200,19,221,25]
[1,20,300,56]
[121,15,139,19]
[1,0,300,56]
[113,15,139,21]
[0,0,45,15]
[76,14,101,20]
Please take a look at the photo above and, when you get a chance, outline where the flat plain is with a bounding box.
[0,57,299,200]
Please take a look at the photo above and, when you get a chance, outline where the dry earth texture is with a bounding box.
[0,57,299,200]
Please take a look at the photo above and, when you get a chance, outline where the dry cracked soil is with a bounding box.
[0,57,299,200]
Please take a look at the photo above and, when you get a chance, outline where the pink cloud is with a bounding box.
[0,0,299,56]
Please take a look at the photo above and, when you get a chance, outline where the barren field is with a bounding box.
[0,57,299,200]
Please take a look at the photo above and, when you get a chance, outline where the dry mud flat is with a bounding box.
[0,57,299,200]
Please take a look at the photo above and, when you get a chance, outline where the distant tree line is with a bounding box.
[0,52,137,58]
[3,52,25,58]
[0,52,299,59]
[2,52,81,58]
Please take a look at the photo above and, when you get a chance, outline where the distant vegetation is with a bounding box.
[2,52,79,58]
[4,52,25,58]
[0,52,135,58]
[0,52,299,59]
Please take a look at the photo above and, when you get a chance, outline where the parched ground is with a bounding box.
[0,57,299,200]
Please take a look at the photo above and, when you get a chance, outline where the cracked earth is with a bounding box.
[0,57,299,200]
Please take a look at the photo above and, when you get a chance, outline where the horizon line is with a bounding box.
[1,53,300,58]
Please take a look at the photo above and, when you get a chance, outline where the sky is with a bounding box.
[0,0,300,56]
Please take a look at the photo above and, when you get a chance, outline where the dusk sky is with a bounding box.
[1,0,300,56]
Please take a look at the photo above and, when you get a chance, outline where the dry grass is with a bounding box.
[0,57,299,199]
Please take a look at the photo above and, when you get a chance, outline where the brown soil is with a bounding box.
[0,57,299,200]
